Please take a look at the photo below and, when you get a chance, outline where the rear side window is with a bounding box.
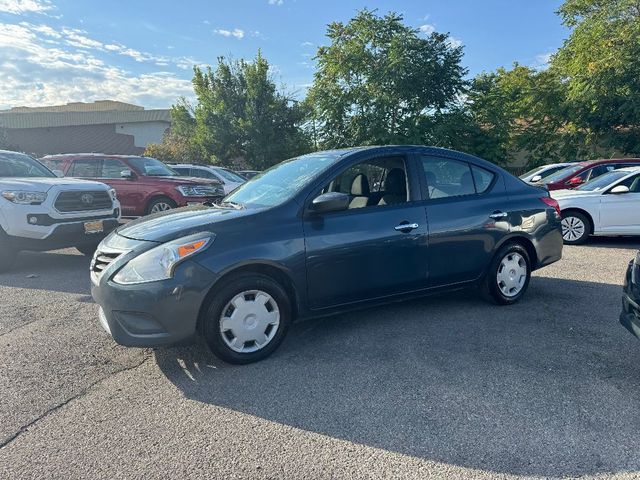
[172,167,190,176]
[471,165,495,193]
[192,169,218,180]
[70,159,99,177]
[421,156,478,199]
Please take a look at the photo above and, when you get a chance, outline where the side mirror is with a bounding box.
[52,169,64,178]
[567,176,583,186]
[120,169,134,179]
[610,185,630,195]
[310,192,349,213]
[530,174,542,183]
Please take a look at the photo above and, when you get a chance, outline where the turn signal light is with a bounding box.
[177,240,207,258]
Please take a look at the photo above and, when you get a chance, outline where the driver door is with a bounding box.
[302,154,429,309]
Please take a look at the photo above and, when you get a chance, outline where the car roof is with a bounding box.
[41,153,150,160]
[578,158,640,166]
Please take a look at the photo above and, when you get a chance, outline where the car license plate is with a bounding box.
[84,220,103,234]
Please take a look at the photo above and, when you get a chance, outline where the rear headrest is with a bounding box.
[350,173,370,196]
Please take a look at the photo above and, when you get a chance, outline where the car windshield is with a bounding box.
[542,164,584,184]
[223,152,341,208]
[128,157,178,176]
[577,170,633,191]
[0,151,55,178]
[217,168,246,183]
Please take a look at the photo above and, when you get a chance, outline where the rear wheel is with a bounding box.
[482,243,531,305]
[201,273,291,364]
[146,197,177,215]
[561,211,590,245]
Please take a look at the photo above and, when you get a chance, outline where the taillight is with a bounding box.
[540,197,561,216]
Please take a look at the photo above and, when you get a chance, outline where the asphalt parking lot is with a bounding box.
[1,239,640,479]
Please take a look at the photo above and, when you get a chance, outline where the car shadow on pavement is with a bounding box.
[0,249,91,295]
[583,236,640,249]
[154,277,640,478]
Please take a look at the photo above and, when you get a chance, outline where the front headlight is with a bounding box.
[112,233,214,285]
[176,185,220,197]
[108,188,117,201]
[2,190,47,204]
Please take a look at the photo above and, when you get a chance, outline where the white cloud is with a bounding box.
[214,28,245,39]
[419,24,435,35]
[0,0,53,14]
[268,0,284,5]
[0,22,194,109]
[448,36,463,49]
[535,52,553,67]
[301,41,313,47]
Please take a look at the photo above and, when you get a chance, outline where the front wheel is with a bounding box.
[146,197,177,215]
[482,243,531,305]
[201,273,292,364]
[561,212,590,245]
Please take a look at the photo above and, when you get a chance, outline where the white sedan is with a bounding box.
[551,167,640,244]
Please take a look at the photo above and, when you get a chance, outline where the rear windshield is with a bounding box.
[0,151,55,178]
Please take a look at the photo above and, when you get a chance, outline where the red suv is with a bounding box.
[41,154,224,216]
[543,158,640,191]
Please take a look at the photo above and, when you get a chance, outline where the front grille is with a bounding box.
[55,190,112,212]
[91,250,121,275]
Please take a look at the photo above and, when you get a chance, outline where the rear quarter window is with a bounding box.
[471,165,495,193]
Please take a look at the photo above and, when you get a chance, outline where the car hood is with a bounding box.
[0,177,109,192]
[141,175,221,186]
[116,205,263,243]
[551,189,600,200]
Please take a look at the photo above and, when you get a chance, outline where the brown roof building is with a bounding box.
[0,100,171,157]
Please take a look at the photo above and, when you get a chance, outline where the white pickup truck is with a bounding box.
[0,150,121,270]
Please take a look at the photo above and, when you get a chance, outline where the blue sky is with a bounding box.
[0,0,568,110]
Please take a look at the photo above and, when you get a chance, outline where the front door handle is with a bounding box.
[394,222,419,232]
[489,211,508,220]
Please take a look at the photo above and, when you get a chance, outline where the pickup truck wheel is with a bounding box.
[482,243,531,305]
[146,197,177,215]
[76,242,100,256]
[0,228,16,272]
[201,273,291,364]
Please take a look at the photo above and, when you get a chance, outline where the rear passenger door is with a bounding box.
[418,154,510,286]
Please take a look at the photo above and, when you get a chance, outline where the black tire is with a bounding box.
[0,227,16,272]
[146,196,177,215]
[201,273,292,364]
[561,211,591,245]
[76,242,100,256]
[482,242,531,305]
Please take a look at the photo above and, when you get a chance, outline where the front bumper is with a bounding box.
[620,260,640,339]
[91,237,218,347]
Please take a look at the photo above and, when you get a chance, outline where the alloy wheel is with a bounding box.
[561,216,586,242]
[150,202,174,213]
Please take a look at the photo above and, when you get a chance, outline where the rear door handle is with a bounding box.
[395,222,419,232]
[489,211,508,220]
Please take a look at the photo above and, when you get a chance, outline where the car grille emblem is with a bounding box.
[81,193,94,205]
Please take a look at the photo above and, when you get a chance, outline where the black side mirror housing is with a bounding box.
[310,192,349,213]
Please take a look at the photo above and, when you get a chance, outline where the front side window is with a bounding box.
[100,159,128,178]
[421,156,477,199]
[322,156,408,209]
[70,159,99,177]
[0,152,55,178]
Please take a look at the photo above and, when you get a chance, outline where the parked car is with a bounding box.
[519,162,572,184]
[41,154,224,217]
[0,150,121,269]
[170,164,246,194]
[237,170,261,180]
[620,250,640,340]
[542,158,640,191]
[91,146,563,364]
[551,167,640,244]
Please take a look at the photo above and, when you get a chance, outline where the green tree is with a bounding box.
[552,0,640,155]
[307,9,467,148]
[179,52,310,169]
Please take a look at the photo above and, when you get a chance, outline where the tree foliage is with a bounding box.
[306,9,467,148]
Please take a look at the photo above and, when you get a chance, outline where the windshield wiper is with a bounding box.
[220,200,244,210]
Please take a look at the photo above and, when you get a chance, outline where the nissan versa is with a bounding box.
[91,146,563,364]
